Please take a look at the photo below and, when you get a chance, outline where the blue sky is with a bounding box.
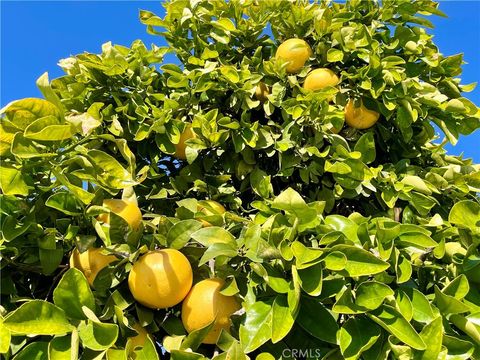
[1,1,479,162]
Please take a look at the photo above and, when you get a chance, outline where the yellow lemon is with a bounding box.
[197,200,226,227]
[275,38,312,73]
[69,247,117,286]
[98,199,142,231]
[344,99,380,129]
[255,82,270,102]
[181,278,241,344]
[174,124,196,160]
[303,68,339,91]
[128,249,193,309]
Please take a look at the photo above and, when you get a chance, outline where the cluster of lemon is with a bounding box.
[173,39,380,161]
[70,199,238,347]
[259,38,380,131]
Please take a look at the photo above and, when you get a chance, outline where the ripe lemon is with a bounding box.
[303,68,339,91]
[174,124,196,160]
[98,199,142,231]
[344,99,380,129]
[128,323,149,350]
[275,38,312,73]
[197,200,226,227]
[181,278,241,344]
[128,249,193,309]
[69,247,117,286]
[255,82,270,102]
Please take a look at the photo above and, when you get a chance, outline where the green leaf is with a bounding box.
[132,336,160,360]
[0,166,29,196]
[46,191,83,216]
[412,317,443,360]
[401,288,436,323]
[4,300,73,335]
[11,133,56,159]
[337,317,381,360]
[106,348,127,360]
[401,175,432,196]
[442,335,475,359]
[354,132,376,164]
[78,320,118,351]
[181,320,215,351]
[39,246,64,275]
[24,116,74,141]
[52,169,95,204]
[327,48,344,62]
[171,350,206,360]
[449,200,480,233]
[297,297,338,344]
[36,72,66,112]
[0,316,11,354]
[271,296,295,343]
[324,215,359,243]
[49,336,72,360]
[53,268,96,320]
[0,97,61,130]
[449,314,480,345]
[434,286,471,315]
[355,282,394,311]
[250,168,273,198]
[167,219,203,249]
[12,342,48,360]
[272,187,307,213]
[240,301,272,353]
[220,66,239,83]
[298,262,323,296]
[330,245,390,276]
[213,18,236,32]
[199,243,237,266]
[396,290,413,321]
[397,232,437,249]
[324,250,347,271]
[87,149,136,189]
[291,241,323,269]
[369,305,426,350]
[443,275,470,300]
[191,227,236,247]
[139,9,164,26]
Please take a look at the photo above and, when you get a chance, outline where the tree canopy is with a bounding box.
[1,0,480,359]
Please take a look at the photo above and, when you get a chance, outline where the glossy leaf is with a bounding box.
[338,317,381,360]
[369,305,426,350]
[4,300,73,335]
[53,268,96,320]
[78,320,118,351]
[297,297,338,344]
[330,245,390,277]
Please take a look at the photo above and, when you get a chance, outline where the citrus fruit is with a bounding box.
[69,247,117,286]
[181,278,241,344]
[197,200,226,227]
[128,249,193,309]
[303,68,339,91]
[344,99,380,129]
[275,38,312,73]
[98,199,142,230]
[255,82,270,102]
[174,124,196,160]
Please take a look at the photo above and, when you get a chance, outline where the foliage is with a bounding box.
[1,0,480,359]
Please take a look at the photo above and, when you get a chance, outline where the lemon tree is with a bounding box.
[1,0,480,359]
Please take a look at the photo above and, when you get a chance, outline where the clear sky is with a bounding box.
[1,1,479,162]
